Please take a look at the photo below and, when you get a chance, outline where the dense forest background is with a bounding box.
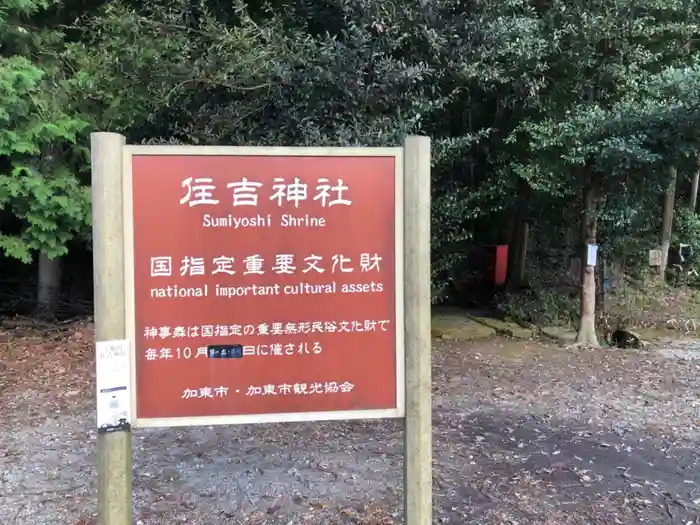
[2,0,700,346]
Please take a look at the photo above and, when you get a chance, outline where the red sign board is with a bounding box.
[123,147,404,427]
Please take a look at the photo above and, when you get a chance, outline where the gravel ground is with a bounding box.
[3,321,700,524]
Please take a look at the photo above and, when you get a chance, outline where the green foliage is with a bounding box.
[0,56,85,156]
[68,0,497,288]
[509,0,700,197]
[0,0,91,263]
[496,288,580,328]
[0,165,90,262]
[3,0,700,317]
[674,207,700,253]
[672,206,700,287]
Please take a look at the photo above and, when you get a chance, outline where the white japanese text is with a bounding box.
[143,319,391,341]
[180,177,352,208]
[245,381,355,396]
[149,253,383,277]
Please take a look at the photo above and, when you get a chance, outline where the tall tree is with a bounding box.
[0,0,91,316]
[508,0,700,344]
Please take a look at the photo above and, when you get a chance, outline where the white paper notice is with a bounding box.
[586,244,598,267]
[96,339,131,432]
[648,249,662,266]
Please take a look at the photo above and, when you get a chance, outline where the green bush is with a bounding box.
[495,287,580,327]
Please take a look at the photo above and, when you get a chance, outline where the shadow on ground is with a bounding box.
[438,409,700,524]
[4,324,700,524]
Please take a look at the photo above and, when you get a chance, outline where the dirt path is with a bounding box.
[2,323,700,524]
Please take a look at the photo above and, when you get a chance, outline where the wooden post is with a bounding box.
[403,135,432,525]
[91,132,132,525]
[659,165,678,283]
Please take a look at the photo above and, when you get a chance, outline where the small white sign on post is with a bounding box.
[96,339,132,433]
[649,249,663,266]
[586,244,598,267]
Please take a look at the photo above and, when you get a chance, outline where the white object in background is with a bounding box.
[586,244,598,267]
[648,249,662,266]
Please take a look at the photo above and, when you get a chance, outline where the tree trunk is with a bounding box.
[507,179,530,289]
[515,221,529,287]
[659,166,678,283]
[36,253,62,317]
[596,256,605,319]
[576,169,599,346]
[691,157,700,212]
